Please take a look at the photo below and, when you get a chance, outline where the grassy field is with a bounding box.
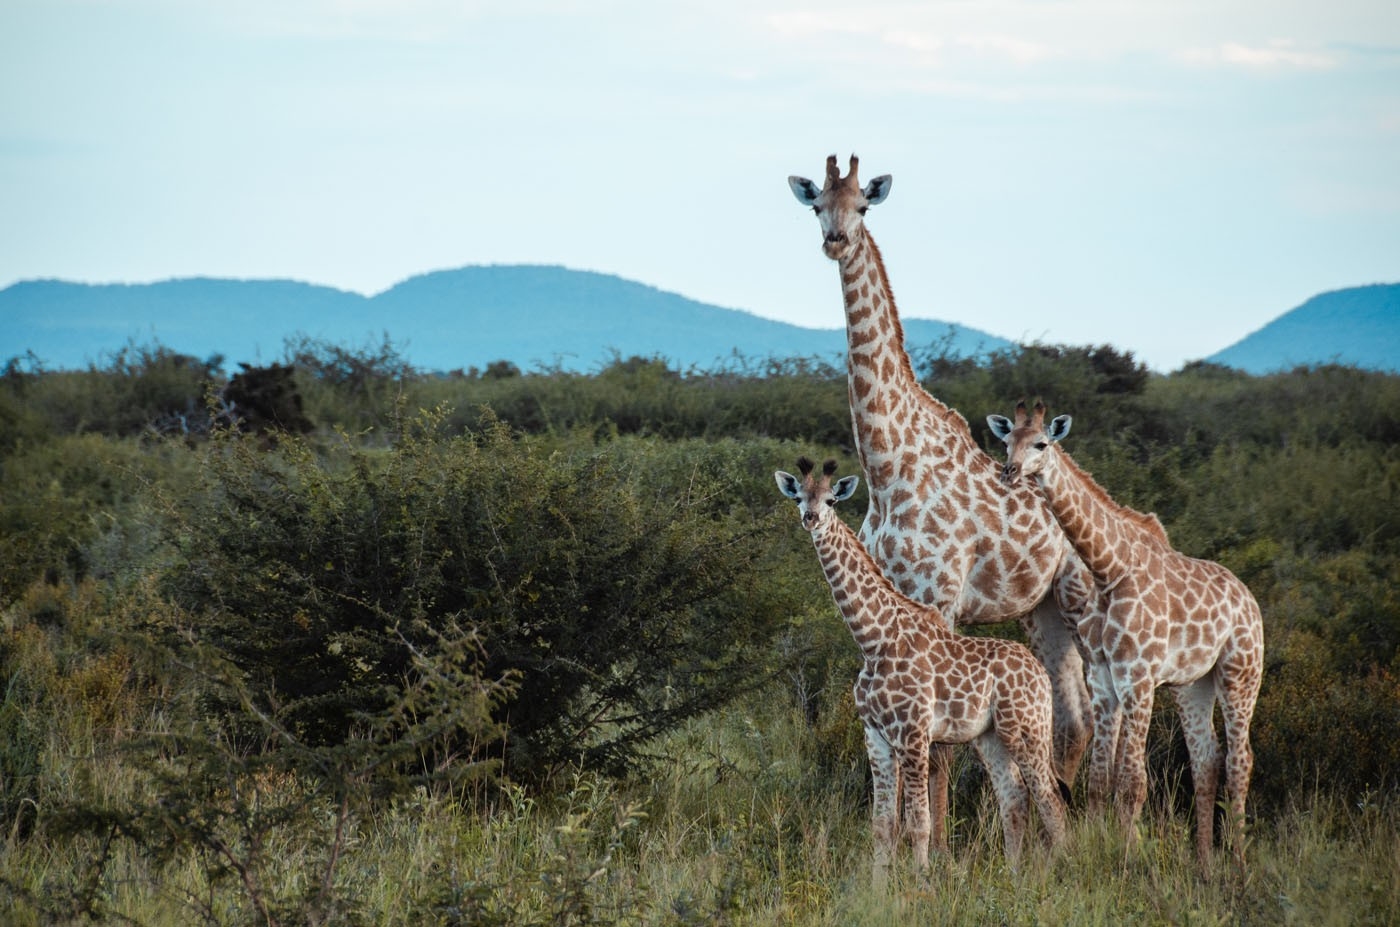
[4,696,1395,926]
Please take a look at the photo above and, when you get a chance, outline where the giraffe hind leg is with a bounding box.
[974,734,1031,866]
[1005,715,1069,850]
[1025,597,1092,784]
[927,743,952,854]
[1218,642,1263,866]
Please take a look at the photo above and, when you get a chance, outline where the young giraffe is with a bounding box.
[777,457,1066,877]
[987,401,1264,868]
[789,155,1099,849]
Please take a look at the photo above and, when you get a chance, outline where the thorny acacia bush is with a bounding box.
[161,408,801,785]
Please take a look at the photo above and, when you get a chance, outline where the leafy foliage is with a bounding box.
[162,408,796,783]
[3,333,1399,923]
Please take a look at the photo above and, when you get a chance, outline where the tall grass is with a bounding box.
[4,687,1394,926]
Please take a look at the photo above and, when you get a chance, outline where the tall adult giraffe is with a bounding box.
[788,154,1097,851]
[988,401,1264,868]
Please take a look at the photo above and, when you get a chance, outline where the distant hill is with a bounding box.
[1207,284,1400,374]
[0,265,1013,373]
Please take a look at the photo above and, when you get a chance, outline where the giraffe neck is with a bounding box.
[810,513,935,660]
[837,231,983,484]
[1035,448,1160,585]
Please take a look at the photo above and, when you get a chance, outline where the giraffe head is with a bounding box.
[788,154,892,261]
[986,400,1073,487]
[775,456,860,532]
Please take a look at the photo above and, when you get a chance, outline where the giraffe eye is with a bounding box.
[812,206,822,216]
[857,206,868,216]
[825,498,836,506]
[1034,441,1048,450]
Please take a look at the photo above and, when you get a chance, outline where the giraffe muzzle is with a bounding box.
[822,232,850,259]
[1000,462,1021,486]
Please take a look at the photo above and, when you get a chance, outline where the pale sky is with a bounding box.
[3,0,1398,371]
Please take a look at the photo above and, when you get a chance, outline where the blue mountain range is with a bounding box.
[1,265,1396,375]
[1204,283,1399,375]
[0,265,1011,374]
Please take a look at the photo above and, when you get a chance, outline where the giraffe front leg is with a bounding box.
[900,743,932,871]
[1086,659,1121,813]
[864,726,899,885]
[1112,676,1156,845]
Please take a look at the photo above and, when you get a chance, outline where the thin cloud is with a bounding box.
[765,10,873,40]
[879,30,1060,66]
[954,34,1060,65]
[1180,39,1338,70]
[880,29,944,56]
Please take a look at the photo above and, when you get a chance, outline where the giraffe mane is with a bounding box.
[1055,446,1171,546]
[859,234,989,457]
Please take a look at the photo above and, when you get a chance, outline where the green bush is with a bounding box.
[7,343,219,438]
[4,337,1399,822]
[284,333,413,437]
[162,409,799,783]
[0,435,189,605]
[416,353,852,445]
[1252,630,1400,808]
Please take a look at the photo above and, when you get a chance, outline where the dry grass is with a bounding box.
[1,691,1395,926]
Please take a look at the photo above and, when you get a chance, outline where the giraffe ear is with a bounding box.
[1048,415,1073,443]
[788,176,820,206]
[863,175,892,205]
[986,414,1014,442]
[833,474,860,502]
[775,470,802,499]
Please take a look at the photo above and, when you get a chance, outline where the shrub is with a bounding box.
[1251,630,1400,810]
[19,342,220,438]
[0,435,186,605]
[422,354,852,446]
[283,334,414,436]
[162,409,797,784]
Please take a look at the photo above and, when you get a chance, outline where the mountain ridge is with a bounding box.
[1204,283,1400,374]
[0,264,1014,373]
[2,266,1397,375]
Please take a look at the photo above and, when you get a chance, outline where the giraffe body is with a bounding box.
[789,156,1098,848]
[777,459,1067,878]
[988,402,1264,868]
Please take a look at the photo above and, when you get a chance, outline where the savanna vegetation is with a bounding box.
[1,336,1397,925]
